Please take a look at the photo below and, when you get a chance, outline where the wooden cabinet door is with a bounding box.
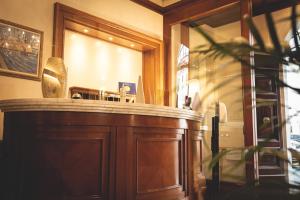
[116,127,186,200]
[254,53,285,180]
[19,125,114,200]
[188,130,206,200]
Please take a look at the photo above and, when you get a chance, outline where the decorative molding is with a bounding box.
[0,98,204,121]
[131,0,196,14]
[53,3,164,104]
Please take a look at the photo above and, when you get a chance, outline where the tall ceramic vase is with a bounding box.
[42,57,67,98]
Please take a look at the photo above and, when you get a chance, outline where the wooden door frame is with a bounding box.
[162,0,298,182]
[241,0,257,182]
[52,3,164,104]
[163,0,255,180]
[163,0,241,105]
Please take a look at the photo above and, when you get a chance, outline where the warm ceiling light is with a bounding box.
[83,29,89,33]
[130,44,135,47]
[108,37,113,41]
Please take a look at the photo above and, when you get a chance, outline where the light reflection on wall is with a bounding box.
[64,30,142,94]
[67,33,86,87]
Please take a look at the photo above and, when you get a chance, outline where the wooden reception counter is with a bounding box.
[0,99,206,200]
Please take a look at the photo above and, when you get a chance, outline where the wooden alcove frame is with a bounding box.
[52,3,164,104]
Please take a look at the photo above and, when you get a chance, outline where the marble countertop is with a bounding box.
[0,98,204,122]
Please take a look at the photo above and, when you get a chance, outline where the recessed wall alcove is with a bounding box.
[53,3,164,104]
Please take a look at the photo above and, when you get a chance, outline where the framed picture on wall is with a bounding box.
[0,19,43,81]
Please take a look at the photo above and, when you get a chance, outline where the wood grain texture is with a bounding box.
[21,126,112,200]
[252,0,300,16]
[2,111,205,200]
[130,0,197,15]
[164,0,240,25]
[240,0,256,182]
[163,18,172,106]
[188,131,206,200]
[134,128,185,200]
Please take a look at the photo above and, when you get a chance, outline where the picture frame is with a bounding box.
[0,19,43,81]
[118,82,137,95]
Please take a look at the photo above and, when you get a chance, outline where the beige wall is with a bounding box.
[64,30,142,93]
[0,0,163,139]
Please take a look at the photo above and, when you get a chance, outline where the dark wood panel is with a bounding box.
[133,128,185,200]
[188,130,206,200]
[164,0,239,25]
[256,102,280,140]
[0,139,4,200]
[180,24,189,49]
[115,127,130,200]
[0,140,2,158]
[240,0,255,182]
[130,0,197,15]
[130,0,164,14]
[132,0,300,17]
[163,18,172,105]
[259,152,282,167]
[254,53,284,179]
[2,111,204,200]
[253,0,300,16]
[9,111,202,131]
[255,77,276,94]
[17,126,112,200]
[190,4,240,28]
[137,140,180,193]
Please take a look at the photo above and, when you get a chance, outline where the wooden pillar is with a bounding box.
[241,0,257,182]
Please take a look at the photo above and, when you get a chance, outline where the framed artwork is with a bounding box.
[118,82,136,95]
[0,19,43,80]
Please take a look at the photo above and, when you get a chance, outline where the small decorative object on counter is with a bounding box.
[183,96,192,110]
[119,84,127,102]
[71,93,82,99]
[41,57,67,98]
[191,92,201,111]
[136,75,145,103]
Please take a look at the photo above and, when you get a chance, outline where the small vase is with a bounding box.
[42,57,67,98]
